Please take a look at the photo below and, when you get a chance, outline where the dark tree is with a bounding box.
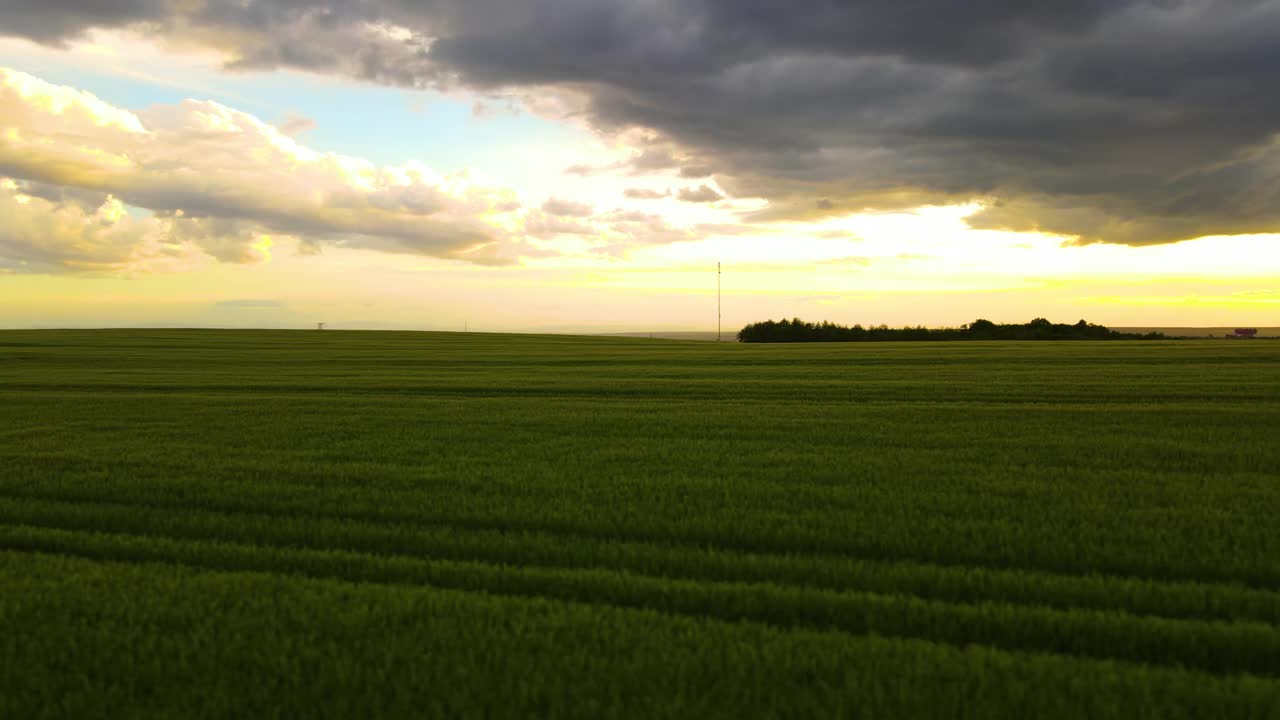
[738,318,1165,343]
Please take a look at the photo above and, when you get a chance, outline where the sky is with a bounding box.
[0,1,1277,332]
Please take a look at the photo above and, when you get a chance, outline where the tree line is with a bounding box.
[737,318,1168,343]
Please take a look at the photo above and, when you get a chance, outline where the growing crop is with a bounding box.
[1,330,1277,718]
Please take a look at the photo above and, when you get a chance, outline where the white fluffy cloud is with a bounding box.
[0,66,730,273]
[0,67,532,270]
[0,178,200,273]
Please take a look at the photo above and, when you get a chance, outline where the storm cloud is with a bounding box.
[3,1,1280,245]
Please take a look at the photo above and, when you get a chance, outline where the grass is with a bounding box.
[1,329,1278,718]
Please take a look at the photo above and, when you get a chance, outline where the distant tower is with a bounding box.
[717,262,722,342]
[317,323,326,331]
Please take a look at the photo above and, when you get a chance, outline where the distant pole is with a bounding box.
[717,262,722,342]
[465,320,468,333]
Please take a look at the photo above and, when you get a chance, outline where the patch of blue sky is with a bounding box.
[275,74,585,180]
[122,204,152,220]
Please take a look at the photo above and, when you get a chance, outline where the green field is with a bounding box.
[2,330,1278,718]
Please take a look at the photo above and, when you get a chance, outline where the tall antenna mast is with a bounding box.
[717,262,722,342]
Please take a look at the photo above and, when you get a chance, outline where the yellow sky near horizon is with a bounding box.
[4,230,1278,331]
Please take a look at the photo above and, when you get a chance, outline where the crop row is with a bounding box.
[0,494,1276,626]
[3,455,1277,591]
[2,522,1278,677]
[7,549,1280,720]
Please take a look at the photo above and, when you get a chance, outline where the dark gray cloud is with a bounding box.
[5,0,1280,244]
[8,179,111,211]
[0,0,168,43]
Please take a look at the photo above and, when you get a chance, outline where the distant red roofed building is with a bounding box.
[1230,328,1258,339]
